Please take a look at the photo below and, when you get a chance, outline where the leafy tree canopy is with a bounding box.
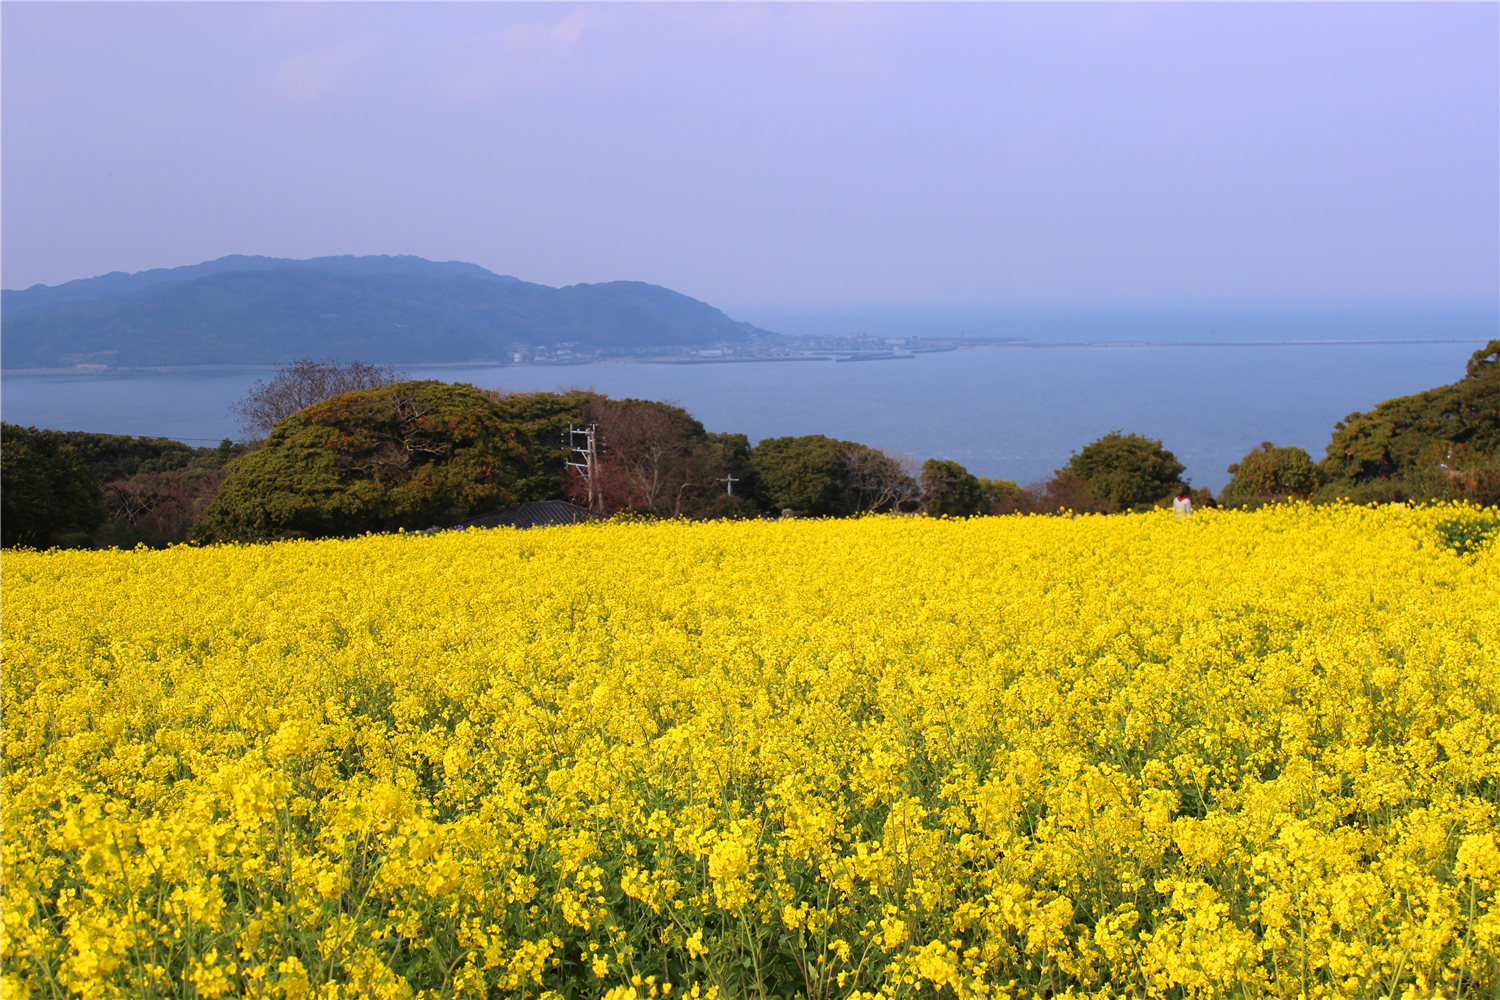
[1219,442,1324,509]
[921,459,986,517]
[44,430,244,485]
[1320,339,1500,500]
[977,477,1020,513]
[197,381,576,542]
[696,432,759,519]
[750,435,864,516]
[479,387,602,503]
[1057,431,1187,512]
[1,424,106,547]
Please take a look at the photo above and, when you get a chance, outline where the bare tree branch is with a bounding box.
[842,447,920,513]
[566,399,726,516]
[102,471,222,528]
[229,358,409,436]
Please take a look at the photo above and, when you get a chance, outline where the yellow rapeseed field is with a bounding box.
[2,505,1497,1000]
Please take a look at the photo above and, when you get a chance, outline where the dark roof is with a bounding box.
[459,500,597,530]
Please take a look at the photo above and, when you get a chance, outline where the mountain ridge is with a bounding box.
[1,254,519,316]
[2,255,772,368]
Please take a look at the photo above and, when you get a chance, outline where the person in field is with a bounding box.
[1173,487,1193,516]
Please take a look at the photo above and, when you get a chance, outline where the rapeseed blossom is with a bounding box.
[2,504,1496,998]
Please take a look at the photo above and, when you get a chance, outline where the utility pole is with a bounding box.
[719,474,739,495]
[565,423,600,512]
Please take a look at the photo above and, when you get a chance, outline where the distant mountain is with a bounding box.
[1,255,770,368]
[1,254,518,316]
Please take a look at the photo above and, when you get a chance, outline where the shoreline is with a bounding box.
[0,337,1486,377]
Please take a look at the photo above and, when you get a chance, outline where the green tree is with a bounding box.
[478,387,601,502]
[45,430,254,483]
[1219,442,1324,509]
[1,424,107,547]
[37,432,257,549]
[1317,339,1500,503]
[1057,431,1187,512]
[695,432,759,519]
[921,458,986,516]
[704,432,754,495]
[977,476,1020,513]
[197,381,534,542]
[750,435,862,516]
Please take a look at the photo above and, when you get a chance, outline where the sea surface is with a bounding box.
[1,339,1486,493]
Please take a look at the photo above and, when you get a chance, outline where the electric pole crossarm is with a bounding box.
[565,422,601,512]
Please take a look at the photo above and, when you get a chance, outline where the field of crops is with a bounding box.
[3,505,1497,999]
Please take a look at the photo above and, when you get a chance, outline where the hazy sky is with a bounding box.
[3,2,1496,309]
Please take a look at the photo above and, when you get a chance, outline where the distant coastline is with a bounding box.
[1,337,1487,377]
[1,339,1482,494]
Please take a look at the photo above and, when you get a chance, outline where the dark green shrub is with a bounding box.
[921,458,985,516]
[1321,339,1499,500]
[198,381,537,542]
[750,435,862,516]
[1057,431,1187,512]
[0,424,107,547]
[1220,442,1324,509]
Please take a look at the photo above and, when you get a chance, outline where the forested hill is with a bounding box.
[1,255,770,367]
[0,254,517,315]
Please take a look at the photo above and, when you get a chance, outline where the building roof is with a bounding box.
[459,500,596,531]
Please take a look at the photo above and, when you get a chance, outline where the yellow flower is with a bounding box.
[2,504,1494,997]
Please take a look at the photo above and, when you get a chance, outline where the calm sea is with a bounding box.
[1,338,1486,493]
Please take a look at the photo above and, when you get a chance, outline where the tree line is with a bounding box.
[3,339,1496,548]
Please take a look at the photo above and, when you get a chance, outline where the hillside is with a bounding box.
[1,255,770,367]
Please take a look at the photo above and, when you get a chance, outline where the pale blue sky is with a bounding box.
[3,2,1496,310]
